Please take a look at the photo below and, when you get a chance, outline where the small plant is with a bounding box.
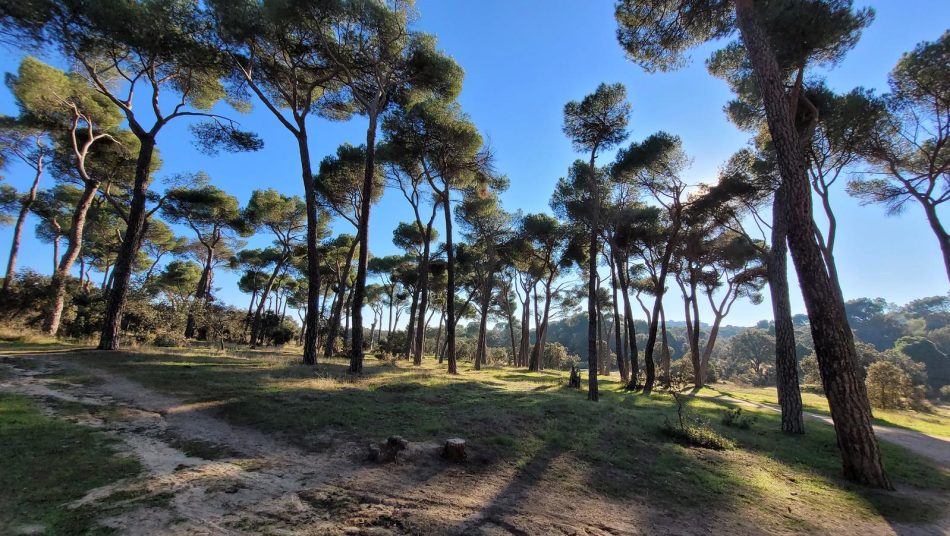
[660,377,734,450]
[721,407,755,429]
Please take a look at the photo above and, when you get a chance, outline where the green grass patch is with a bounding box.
[0,393,141,535]
[710,384,950,438]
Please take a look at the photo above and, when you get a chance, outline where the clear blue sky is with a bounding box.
[0,1,947,328]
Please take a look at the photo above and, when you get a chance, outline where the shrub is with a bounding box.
[660,422,734,450]
[720,407,755,429]
[939,385,950,401]
[153,333,184,348]
[799,353,821,385]
[455,337,476,362]
[487,347,508,366]
[543,342,579,370]
[270,326,295,346]
[865,361,913,410]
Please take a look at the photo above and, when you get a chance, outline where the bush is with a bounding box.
[487,347,508,366]
[660,422,734,450]
[270,325,295,346]
[799,354,821,385]
[669,357,694,385]
[866,361,913,410]
[153,333,184,348]
[939,385,950,401]
[455,337,476,362]
[543,342,579,370]
[720,407,755,429]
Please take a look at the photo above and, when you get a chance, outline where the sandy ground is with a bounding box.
[1,352,948,536]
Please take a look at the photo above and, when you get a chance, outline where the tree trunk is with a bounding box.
[46,180,99,335]
[412,234,433,365]
[442,189,457,374]
[297,132,322,365]
[475,277,490,371]
[3,164,42,294]
[503,283,517,365]
[735,0,890,488]
[185,243,214,339]
[518,284,531,367]
[529,278,553,371]
[609,254,629,383]
[770,183,805,434]
[52,235,60,272]
[404,282,419,359]
[98,136,156,350]
[587,154,600,401]
[434,307,444,362]
[326,241,358,357]
[250,258,286,348]
[920,199,950,285]
[617,258,640,388]
[350,112,378,373]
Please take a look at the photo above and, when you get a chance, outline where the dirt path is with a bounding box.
[696,392,950,470]
[1,352,948,535]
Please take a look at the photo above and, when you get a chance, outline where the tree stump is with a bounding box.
[568,365,581,389]
[442,438,466,462]
[368,436,409,463]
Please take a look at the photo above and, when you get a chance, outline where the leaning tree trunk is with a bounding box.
[350,112,378,373]
[770,183,804,434]
[46,180,99,336]
[920,199,950,286]
[98,136,156,350]
[3,163,42,294]
[735,0,889,488]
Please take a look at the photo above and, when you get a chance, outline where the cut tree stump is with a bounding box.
[442,438,466,462]
[368,436,409,463]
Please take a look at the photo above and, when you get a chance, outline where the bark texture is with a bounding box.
[735,0,890,488]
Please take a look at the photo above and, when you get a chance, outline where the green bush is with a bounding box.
[270,325,295,346]
[543,342,579,370]
[720,407,755,429]
[153,333,184,348]
[660,421,734,450]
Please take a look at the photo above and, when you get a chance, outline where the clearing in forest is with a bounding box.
[1,343,949,535]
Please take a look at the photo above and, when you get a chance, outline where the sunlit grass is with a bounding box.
[5,346,949,530]
[710,383,950,437]
[0,393,141,534]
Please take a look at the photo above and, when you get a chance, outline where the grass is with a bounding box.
[709,383,950,437]
[0,392,141,535]
[4,345,950,531]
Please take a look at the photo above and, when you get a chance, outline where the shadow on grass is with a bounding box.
[12,347,950,532]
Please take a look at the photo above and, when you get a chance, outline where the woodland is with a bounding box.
[0,1,948,535]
